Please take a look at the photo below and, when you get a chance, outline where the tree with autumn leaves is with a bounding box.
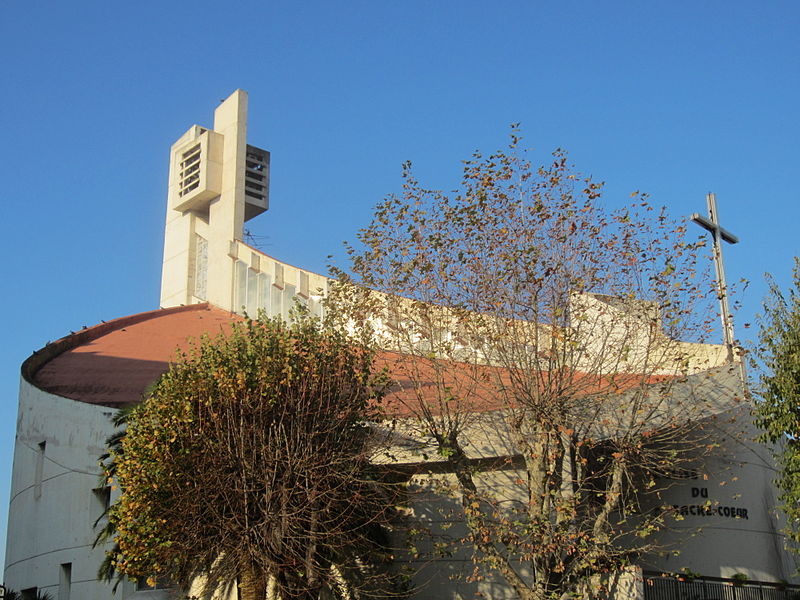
[100,315,403,600]
[754,259,800,553]
[330,130,728,600]
[100,131,736,600]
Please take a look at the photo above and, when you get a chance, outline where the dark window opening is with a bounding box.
[181,144,201,160]
[59,563,72,600]
[245,189,265,200]
[34,441,45,500]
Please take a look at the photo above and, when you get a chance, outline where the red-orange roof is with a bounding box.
[25,303,671,413]
[29,304,237,407]
[375,351,671,417]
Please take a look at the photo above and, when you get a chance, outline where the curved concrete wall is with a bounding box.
[4,378,134,599]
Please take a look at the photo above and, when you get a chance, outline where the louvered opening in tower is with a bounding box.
[179,143,202,197]
[244,145,269,202]
[244,144,270,221]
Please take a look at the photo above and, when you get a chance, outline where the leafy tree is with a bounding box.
[101,314,401,600]
[331,131,726,600]
[754,258,800,546]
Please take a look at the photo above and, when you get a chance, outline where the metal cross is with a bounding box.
[691,193,739,362]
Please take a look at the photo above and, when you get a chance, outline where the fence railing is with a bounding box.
[643,572,800,600]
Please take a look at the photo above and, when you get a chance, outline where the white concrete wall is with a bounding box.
[395,415,796,599]
[401,472,650,599]
[641,417,799,581]
[4,378,135,599]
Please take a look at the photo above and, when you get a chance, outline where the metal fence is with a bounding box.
[643,572,800,600]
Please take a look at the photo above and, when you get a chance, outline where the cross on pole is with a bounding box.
[691,193,739,362]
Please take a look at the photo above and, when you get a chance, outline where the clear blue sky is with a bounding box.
[1,0,798,575]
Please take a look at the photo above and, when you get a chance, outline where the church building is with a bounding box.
[4,90,797,600]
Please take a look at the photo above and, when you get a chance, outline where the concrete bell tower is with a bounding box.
[160,89,270,311]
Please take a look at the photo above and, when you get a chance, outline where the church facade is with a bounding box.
[4,91,797,600]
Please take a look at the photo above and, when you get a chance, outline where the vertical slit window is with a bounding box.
[283,284,297,322]
[309,297,323,320]
[194,235,208,300]
[246,269,258,316]
[235,261,248,314]
[271,284,282,320]
[34,441,45,500]
[59,563,72,600]
[258,274,271,314]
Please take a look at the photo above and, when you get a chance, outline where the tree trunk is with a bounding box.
[239,567,267,600]
[446,441,539,600]
[330,563,355,600]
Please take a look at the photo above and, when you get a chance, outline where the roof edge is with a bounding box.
[21,303,217,388]
[238,240,329,280]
